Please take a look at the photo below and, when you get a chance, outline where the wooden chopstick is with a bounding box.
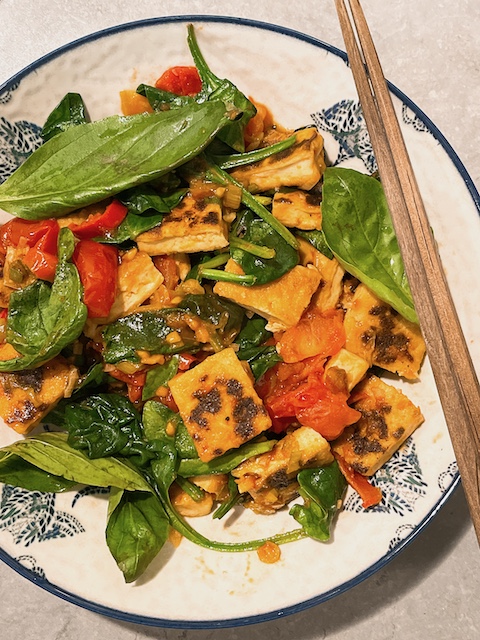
[335,0,480,543]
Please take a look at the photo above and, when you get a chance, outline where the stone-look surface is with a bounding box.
[0,1,479,638]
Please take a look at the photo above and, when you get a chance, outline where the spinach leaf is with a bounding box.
[178,293,245,343]
[106,487,170,583]
[1,432,151,491]
[0,451,77,492]
[60,393,155,466]
[41,92,90,142]
[187,24,256,151]
[296,229,334,260]
[142,356,179,401]
[0,101,230,219]
[322,167,417,323]
[235,316,282,380]
[151,454,305,552]
[136,83,193,111]
[142,400,197,460]
[100,182,189,243]
[102,308,200,364]
[103,210,165,244]
[236,316,272,352]
[118,184,187,216]
[0,228,87,371]
[177,440,275,477]
[230,210,299,285]
[289,461,347,541]
[241,346,282,381]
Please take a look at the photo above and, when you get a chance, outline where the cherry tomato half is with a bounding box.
[72,239,118,318]
[155,66,202,96]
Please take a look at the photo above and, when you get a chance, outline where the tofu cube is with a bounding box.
[343,283,426,379]
[168,348,271,462]
[136,193,228,255]
[297,237,345,312]
[0,356,79,434]
[105,249,164,322]
[213,260,321,332]
[272,190,322,230]
[232,426,333,514]
[231,127,326,192]
[332,374,424,475]
[324,348,370,393]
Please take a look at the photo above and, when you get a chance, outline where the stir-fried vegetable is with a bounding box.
[0,25,426,583]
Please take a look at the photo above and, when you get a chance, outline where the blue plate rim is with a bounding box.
[0,13,471,629]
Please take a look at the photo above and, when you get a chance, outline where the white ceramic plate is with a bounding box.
[0,16,479,629]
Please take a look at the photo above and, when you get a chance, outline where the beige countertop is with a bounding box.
[0,1,479,638]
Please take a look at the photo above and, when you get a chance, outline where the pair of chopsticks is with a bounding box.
[335,0,480,543]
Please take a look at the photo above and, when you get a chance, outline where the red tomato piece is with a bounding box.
[0,218,59,250]
[276,308,346,363]
[72,239,118,318]
[70,200,128,239]
[334,454,383,508]
[108,368,147,404]
[155,66,202,96]
[260,354,360,440]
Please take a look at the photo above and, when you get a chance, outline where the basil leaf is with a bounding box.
[289,461,347,541]
[0,451,77,492]
[2,432,151,491]
[106,487,170,583]
[0,228,87,371]
[230,210,299,285]
[187,24,256,152]
[142,356,179,401]
[322,167,417,323]
[41,92,90,142]
[177,440,275,477]
[0,101,230,219]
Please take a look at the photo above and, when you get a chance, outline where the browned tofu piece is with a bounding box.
[106,249,164,322]
[343,283,426,379]
[332,374,424,475]
[136,193,228,255]
[232,426,333,514]
[324,348,370,393]
[213,259,321,332]
[168,348,271,462]
[297,237,345,312]
[272,190,322,230]
[0,357,79,434]
[231,127,326,193]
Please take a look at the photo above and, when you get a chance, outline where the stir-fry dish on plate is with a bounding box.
[0,25,426,582]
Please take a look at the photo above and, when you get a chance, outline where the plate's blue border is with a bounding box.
[0,14,473,630]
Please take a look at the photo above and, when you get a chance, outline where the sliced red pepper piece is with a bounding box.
[155,66,202,96]
[334,453,383,508]
[72,239,118,318]
[70,200,128,239]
